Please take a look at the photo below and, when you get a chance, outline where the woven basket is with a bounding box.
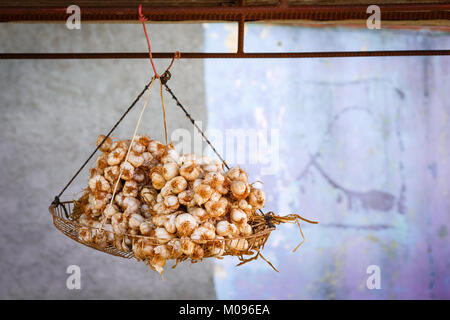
[49,200,275,262]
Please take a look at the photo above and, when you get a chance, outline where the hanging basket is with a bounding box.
[49,77,317,275]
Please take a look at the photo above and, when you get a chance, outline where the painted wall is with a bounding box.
[204,23,450,299]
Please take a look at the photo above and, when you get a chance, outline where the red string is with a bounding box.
[139,5,180,79]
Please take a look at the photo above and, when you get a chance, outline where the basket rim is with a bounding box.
[48,200,276,243]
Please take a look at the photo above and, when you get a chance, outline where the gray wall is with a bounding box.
[0,23,215,299]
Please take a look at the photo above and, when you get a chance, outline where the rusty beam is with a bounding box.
[0,4,450,22]
[1,51,450,60]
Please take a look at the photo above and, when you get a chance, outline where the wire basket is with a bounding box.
[49,200,276,263]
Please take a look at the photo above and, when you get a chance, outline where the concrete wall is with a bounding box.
[0,23,215,299]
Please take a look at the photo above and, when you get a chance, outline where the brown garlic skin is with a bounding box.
[230,180,250,200]
[248,188,266,209]
[151,172,166,190]
[104,165,120,184]
[189,207,209,222]
[179,162,201,181]
[231,208,247,225]
[178,190,195,207]
[123,180,139,198]
[140,187,158,206]
[140,221,154,236]
[168,176,188,194]
[162,162,179,181]
[175,213,198,237]
[204,197,228,218]
[227,167,248,183]
[193,184,214,206]
[97,135,113,153]
[191,226,216,244]
[107,147,126,166]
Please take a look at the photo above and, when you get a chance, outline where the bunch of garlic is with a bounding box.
[75,134,265,275]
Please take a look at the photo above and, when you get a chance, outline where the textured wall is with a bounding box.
[204,23,450,299]
[0,23,215,299]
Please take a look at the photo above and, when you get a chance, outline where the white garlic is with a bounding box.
[140,187,158,206]
[104,165,119,184]
[132,167,146,183]
[248,188,266,209]
[175,213,198,237]
[154,245,171,259]
[178,190,195,207]
[193,184,214,205]
[168,176,188,194]
[227,238,249,251]
[122,196,140,214]
[107,147,126,166]
[239,223,253,237]
[88,174,111,193]
[151,172,166,190]
[120,161,135,181]
[230,180,250,199]
[216,220,237,237]
[227,167,248,183]
[191,226,215,244]
[162,162,179,181]
[103,203,118,219]
[123,180,139,198]
[164,213,177,234]
[231,208,247,225]
[188,207,209,222]
[180,237,195,256]
[128,213,144,229]
[139,221,154,236]
[155,227,175,244]
[179,162,201,181]
[163,195,180,212]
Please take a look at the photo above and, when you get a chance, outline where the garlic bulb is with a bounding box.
[227,167,248,183]
[231,208,247,225]
[230,180,250,199]
[175,213,198,237]
[191,226,215,244]
[163,162,179,181]
[107,147,126,166]
[188,207,208,222]
[140,187,157,206]
[155,227,175,244]
[164,213,177,234]
[104,165,119,184]
[168,176,188,194]
[139,221,154,236]
[228,238,249,251]
[123,180,139,197]
[151,172,166,190]
[128,213,144,229]
[193,184,213,205]
[122,196,140,214]
[248,188,265,209]
[120,161,135,181]
[180,237,195,256]
[179,162,201,181]
[97,135,113,153]
[103,203,118,219]
[178,190,195,206]
[216,221,237,237]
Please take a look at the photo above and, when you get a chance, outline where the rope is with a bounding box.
[108,77,156,211]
